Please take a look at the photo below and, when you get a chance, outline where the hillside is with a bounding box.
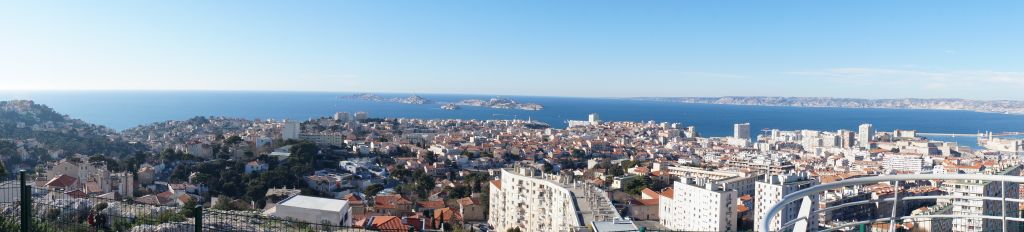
[633,96,1024,114]
[0,100,145,170]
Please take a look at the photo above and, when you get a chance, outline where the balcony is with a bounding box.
[760,174,1024,232]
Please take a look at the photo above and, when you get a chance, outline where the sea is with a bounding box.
[3,91,1024,149]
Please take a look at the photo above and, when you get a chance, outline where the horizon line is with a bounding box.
[1,88,1021,102]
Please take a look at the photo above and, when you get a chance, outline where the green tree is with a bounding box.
[449,185,471,199]
[364,183,385,197]
[0,159,6,180]
[225,135,243,145]
[571,149,587,158]
[623,176,653,196]
[179,199,198,218]
[541,162,554,173]
[391,167,412,180]
[607,164,625,177]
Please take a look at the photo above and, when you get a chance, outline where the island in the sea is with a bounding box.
[341,93,433,104]
[632,96,1024,115]
[440,103,459,110]
[343,94,544,111]
[455,97,544,111]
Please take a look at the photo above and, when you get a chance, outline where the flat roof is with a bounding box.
[279,195,349,212]
[269,151,291,156]
[591,220,639,232]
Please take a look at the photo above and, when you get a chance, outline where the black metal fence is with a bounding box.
[1,170,371,232]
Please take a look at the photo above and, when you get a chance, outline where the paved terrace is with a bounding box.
[531,172,623,229]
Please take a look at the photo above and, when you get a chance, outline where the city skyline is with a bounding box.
[4,2,1024,232]
[3,1,1024,100]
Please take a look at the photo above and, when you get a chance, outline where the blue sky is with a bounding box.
[2,1,1023,100]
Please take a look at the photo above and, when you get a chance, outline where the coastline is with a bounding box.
[625,97,1024,116]
[4,91,1024,137]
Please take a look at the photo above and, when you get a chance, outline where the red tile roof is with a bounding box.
[457,197,478,206]
[344,193,364,204]
[660,187,674,199]
[640,188,659,199]
[433,207,462,223]
[632,198,659,206]
[366,216,406,231]
[157,191,175,198]
[417,200,445,209]
[45,175,77,188]
[65,189,87,198]
[490,180,501,189]
[374,194,413,210]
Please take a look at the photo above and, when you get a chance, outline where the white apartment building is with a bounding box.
[660,178,738,232]
[299,132,346,146]
[858,123,874,149]
[333,112,350,122]
[46,159,106,181]
[755,172,819,232]
[489,167,584,232]
[666,166,756,196]
[894,129,917,139]
[354,112,368,121]
[282,120,300,140]
[941,164,1021,232]
[882,154,929,173]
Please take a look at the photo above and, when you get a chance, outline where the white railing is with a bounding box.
[760,174,1024,232]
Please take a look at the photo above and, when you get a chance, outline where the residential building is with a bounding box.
[909,203,953,232]
[354,112,368,121]
[734,123,751,140]
[819,189,875,224]
[941,164,1021,232]
[627,188,660,221]
[374,194,414,216]
[458,197,486,222]
[488,166,586,232]
[859,123,874,149]
[838,129,856,149]
[894,130,917,139]
[755,172,819,232]
[300,132,346,146]
[882,154,928,173]
[660,178,738,231]
[334,112,350,122]
[282,120,300,140]
[666,165,755,196]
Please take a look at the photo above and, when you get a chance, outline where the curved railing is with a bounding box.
[760,174,1024,232]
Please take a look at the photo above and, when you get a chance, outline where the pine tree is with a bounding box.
[0,159,6,180]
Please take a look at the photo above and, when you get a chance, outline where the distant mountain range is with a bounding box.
[631,97,1024,115]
